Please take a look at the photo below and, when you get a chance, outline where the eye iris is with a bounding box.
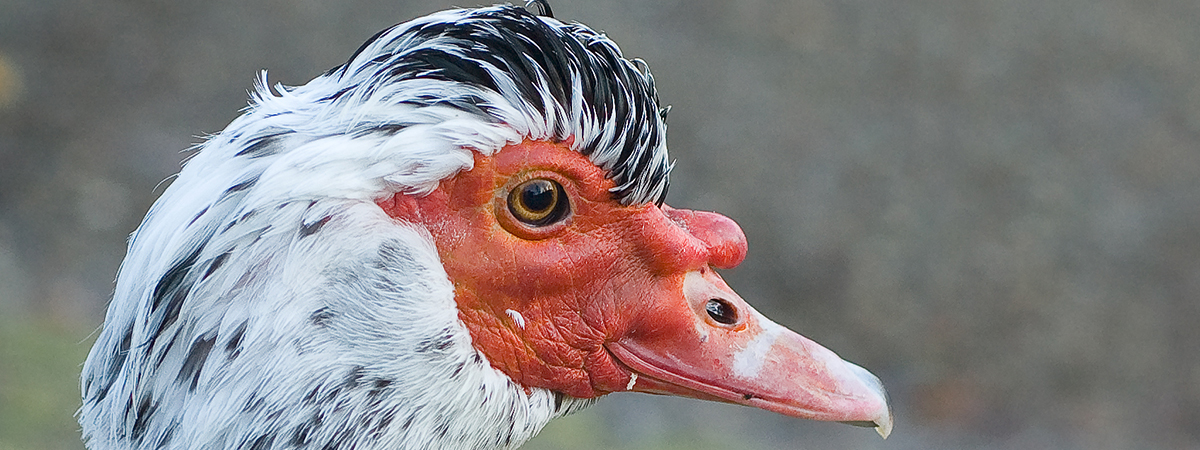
[508,178,569,227]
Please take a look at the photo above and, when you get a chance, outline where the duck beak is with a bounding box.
[606,270,893,438]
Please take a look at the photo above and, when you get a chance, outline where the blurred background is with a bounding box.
[2,0,1199,449]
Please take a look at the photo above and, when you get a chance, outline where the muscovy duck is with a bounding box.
[79,4,892,449]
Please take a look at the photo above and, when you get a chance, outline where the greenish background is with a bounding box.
[3,0,1200,449]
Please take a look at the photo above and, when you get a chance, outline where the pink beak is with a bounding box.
[606,209,893,437]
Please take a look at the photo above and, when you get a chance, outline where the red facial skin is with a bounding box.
[377,140,891,433]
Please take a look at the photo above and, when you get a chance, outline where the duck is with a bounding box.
[79,4,892,449]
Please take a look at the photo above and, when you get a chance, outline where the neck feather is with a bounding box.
[81,196,590,450]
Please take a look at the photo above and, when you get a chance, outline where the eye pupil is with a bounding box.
[706,299,738,325]
[508,178,569,227]
[520,180,556,213]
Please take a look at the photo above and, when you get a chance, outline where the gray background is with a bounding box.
[2,0,1198,449]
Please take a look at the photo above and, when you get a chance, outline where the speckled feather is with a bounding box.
[79,5,671,449]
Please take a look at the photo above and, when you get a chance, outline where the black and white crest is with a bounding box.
[328,5,672,204]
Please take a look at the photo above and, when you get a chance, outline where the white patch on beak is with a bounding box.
[505,309,525,329]
[626,373,638,391]
[732,315,785,379]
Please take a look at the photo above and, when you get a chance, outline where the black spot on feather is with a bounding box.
[310,307,334,327]
[290,413,323,446]
[237,209,257,224]
[90,325,133,403]
[235,134,279,158]
[225,321,247,358]
[177,331,216,392]
[247,433,275,450]
[203,251,231,280]
[226,174,260,194]
[323,427,357,450]
[344,365,365,388]
[401,410,416,431]
[148,246,203,348]
[130,394,158,442]
[243,393,265,413]
[320,86,354,102]
[302,385,321,406]
[368,378,392,399]
[434,418,449,440]
[371,407,398,437]
[299,216,331,238]
[553,391,566,412]
[364,123,411,135]
[153,328,181,367]
[152,248,200,312]
[415,334,453,353]
[157,422,177,448]
[189,206,209,226]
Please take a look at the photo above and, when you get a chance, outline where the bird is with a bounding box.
[79,4,892,450]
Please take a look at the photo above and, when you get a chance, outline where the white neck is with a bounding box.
[80,196,590,450]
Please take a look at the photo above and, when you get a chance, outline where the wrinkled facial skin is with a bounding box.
[379,140,710,397]
[377,140,891,434]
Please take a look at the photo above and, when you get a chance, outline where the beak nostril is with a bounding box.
[705,298,738,325]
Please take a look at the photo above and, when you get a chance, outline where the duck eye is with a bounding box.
[507,179,570,226]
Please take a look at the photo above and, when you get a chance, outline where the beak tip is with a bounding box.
[843,361,893,439]
[875,412,893,439]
